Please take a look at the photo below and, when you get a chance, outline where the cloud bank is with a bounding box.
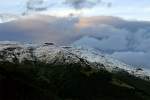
[0,15,150,68]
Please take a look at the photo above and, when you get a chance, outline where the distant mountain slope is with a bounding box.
[0,41,150,100]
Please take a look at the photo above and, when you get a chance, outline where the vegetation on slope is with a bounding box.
[0,61,150,100]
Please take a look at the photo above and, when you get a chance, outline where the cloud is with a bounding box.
[23,0,49,15]
[64,0,112,9]
[26,0,47,11]
[0,15,80,44]
[0,0,113,21]
[73,24,129,51]
[0,13,18,23]
[111,51,150,68]
[72,16,150,68]
[1,15,150,68]
[64,0,101,9]
[22,0,112,15]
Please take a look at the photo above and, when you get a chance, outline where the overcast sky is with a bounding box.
[0,0,150,21]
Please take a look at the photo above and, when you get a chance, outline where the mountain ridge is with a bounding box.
[0,41,150,100]
[0,41,149,80]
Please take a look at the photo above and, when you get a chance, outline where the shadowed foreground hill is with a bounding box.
[0,62,150,100]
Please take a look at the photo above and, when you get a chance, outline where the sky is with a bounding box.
[0,0,150,21]
[1,0,150,68]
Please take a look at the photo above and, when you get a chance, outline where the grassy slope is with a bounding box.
[0,61,150,100]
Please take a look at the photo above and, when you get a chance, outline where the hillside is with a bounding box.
[0,41,150,100]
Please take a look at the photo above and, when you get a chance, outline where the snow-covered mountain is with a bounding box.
[68,46,150,79]
[0,41,149,80]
